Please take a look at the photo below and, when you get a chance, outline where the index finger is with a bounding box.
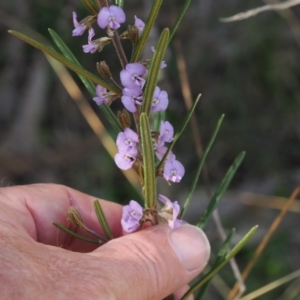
[0,184,123,251]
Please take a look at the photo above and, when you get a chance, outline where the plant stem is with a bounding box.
[108,29,128,69]
[98,0,108,8]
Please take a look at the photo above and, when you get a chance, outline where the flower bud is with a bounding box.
[97,61,112,80]
[66,206,85,230]
[127,25,139,46]
[117,109,131,129]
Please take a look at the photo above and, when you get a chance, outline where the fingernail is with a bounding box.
[169,224,210,272]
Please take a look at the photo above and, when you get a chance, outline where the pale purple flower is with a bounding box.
[93,85,109,105]
[82,29,98,53]
[72,12,87,36]
[120,63,147,88]
[121,86,143,113]
[152,86,169,112]
[158,121,174,145]
[114,147,138,170]
[116,128,139,152]
[158,194,181,228]
[134,15,145,36]
[97,5,125,30]
[121,200,143,232]
[164,158,185,183]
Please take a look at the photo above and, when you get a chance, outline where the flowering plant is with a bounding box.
[9,0,258,298]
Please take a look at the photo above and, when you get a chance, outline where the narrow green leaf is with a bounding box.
[169,0,191,43]
[180,114,225,219]
[225,225,258,260]
[197,151,246,229]
[156,94,200,172]
[9,31,121,95]
[48,29,122,133]
[196,228,235,300]
[48,29,95,93]
[115,0,124,8]
[93,199,114,240]
[218,228,235,259]
[153,111,166,132]
[80,0,99,14]
[141,28,170,116]
[182,226,258,300]
[131,0,163,62]
[140,113,156,208]
[53,222,100,244]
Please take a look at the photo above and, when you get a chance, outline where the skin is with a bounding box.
[0,184,210,300]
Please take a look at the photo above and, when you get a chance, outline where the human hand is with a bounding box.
[0,184,210,300]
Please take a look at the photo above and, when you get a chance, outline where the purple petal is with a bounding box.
[128,200,143,217]
[122,85,143,97]
[159,121,174,143]
[120,63,147,88]
[72,12,80,27]
[83,44,98,54]
[96,85,107,96]
[121,86,143,110]
[72,26,85,36]
[161,61,167,69]
[116,128,139,151]
[121,96,137,112]
[97,7,111,29]
[163,159,185,182]
[121,219,140,232]
[126,63,147,76]
[121,200,143,232]
[97,6,125,30]
[158,194,173,206]
[134,15,145,36]
[72,12,87,36]
[120,69,134,88]
[124,128,139,143]
[93,96,105,105]
[152,87,169,112]
[110,5,126,24]
[88,28,95,42]
[93,85,107,105]
[114,149,137,170]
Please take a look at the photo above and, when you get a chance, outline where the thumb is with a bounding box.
[89,224,210,300]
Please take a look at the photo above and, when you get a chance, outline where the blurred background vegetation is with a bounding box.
[0,0,299,298]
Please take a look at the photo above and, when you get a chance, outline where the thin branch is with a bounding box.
[239,269,300,300]
[262,0,300,50]
[220,0,300,22]
[227,184,300,300]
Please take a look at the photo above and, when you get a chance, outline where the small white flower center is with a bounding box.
[153,98,159,105]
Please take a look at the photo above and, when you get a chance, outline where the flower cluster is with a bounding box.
[72,4,185,232]
[115,128,139,170]
[121,195,183,232]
